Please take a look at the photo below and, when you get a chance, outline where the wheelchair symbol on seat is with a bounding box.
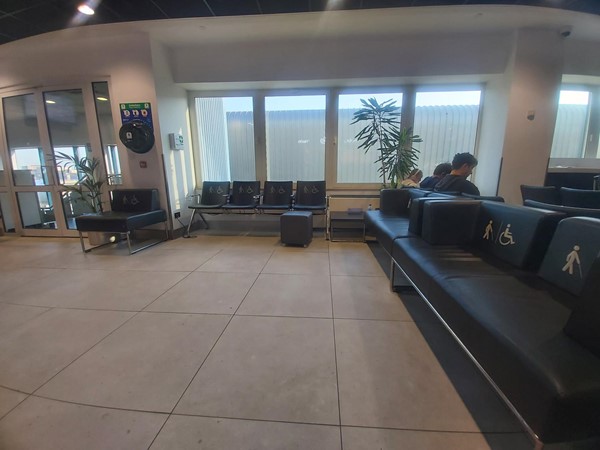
[498,224,515,246]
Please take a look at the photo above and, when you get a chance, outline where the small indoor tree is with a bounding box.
[351,98,421,187]
[51,151,106,213]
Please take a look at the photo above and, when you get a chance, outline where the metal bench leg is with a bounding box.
[79,231,89,253]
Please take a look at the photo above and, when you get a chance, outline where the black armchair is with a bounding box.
[520,185,560,205]
[560,187,600,209]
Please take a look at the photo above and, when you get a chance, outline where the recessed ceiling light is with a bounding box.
[77,4,95,15]
[45,100,56,104]
[96,96,108,101]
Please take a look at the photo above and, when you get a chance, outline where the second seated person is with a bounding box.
[434,152,480,195]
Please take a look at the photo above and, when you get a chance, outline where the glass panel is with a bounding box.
[266,95,326,181]
[414,90,481,180]
[93,82,122,185]
[44,89,91,185]
[195,97,256,181]
[17,191,55,229]
[0,193,15,232]
[0,154,4,187]
[337,92,403,183]
[3,94,48,186]
[551,90,590,158]
[62,191,94,230]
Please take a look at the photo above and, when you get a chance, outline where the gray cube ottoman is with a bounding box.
[280,211,313,247]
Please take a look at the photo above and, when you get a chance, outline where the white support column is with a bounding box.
[497,28,566,204]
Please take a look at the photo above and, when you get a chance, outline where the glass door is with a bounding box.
[1,84,111,236]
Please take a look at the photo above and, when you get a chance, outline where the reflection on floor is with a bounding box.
[0,232,537,449]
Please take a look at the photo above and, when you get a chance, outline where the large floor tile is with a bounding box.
[238,273,332,318]
[329,245,385,276]
[335,319,479,431]
[0,268,60,297]
[146,272,258,314]
[38,312,230,412]
[0,396,166,450]
[176,315,339,425]
[3,269,187,310]
[342,427,531,450]
[277,237,330,253]
[262,250,330,275]
[0,309,133,393]
[0,387,28,419]
[196,248,274,273]
[331,275,412,321]
[151,415,341,450]
[0,304,49,336]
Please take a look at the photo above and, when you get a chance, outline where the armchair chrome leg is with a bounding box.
[186,209,197,237]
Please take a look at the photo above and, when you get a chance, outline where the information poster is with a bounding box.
[120,102,153,130]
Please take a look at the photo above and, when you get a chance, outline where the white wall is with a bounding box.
[150,40,196,228]
[172,32,512,84]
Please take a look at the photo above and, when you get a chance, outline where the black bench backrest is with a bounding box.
[230,181,260,205]
[524,199,600,219]
[538,217,600,296]
[200,181,230,206]
[550,218,600,358]
[561,187,600,209]
[111,189,160,213]
[421,200,481,244]
[520,184,560,205]
[380,188,411,216]
[473,201,564,270]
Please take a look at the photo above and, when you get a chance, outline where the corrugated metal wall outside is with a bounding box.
[550,104,589,158]
[200,103,481,183]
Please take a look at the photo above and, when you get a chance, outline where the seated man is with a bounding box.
[434,152,480,195]
[420,162,452,190]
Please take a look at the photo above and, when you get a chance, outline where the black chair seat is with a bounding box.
[257,204,292,210]
[293,203,326,211]
[222,203,257,209]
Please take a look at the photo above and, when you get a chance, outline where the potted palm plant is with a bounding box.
[51,151,110,244]
[351,98,422,188]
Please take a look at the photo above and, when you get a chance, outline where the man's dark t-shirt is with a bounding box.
[434,174,480,195]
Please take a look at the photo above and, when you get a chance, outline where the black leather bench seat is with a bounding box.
[426,274,600,442]
[75,189,168,254]
[76,210,167,233]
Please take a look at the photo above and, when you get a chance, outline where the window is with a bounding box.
[265,95,325,181]
[551,90,591,158]
[413,90,481,179]
[337,92,403,183]
[195,97,255,181]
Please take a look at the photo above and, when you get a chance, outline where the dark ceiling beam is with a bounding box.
[202,0,216,16]
[149,0,170,18]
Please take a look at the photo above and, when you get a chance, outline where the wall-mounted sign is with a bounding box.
[119,102,155,154]
[120,102,153,130]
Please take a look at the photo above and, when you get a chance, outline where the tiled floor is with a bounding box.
[0,233,534,449]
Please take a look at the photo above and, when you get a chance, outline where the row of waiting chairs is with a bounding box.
[187,181,326,232]
[521,185,600,208]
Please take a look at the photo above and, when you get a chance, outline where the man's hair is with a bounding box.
[451,153,478,170]
[433,163,452,176]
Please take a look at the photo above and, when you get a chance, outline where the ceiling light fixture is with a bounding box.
[96,96,108,101]
[45,100,56,104]
[77,4,95,15]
